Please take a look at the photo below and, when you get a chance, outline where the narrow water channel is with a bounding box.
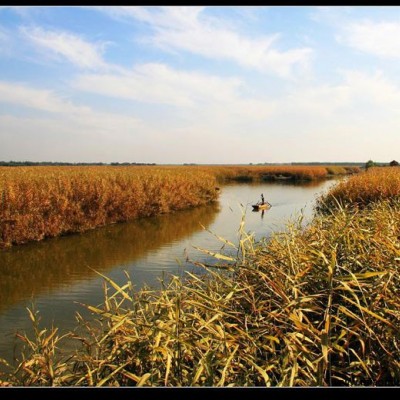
[0,179,336,367]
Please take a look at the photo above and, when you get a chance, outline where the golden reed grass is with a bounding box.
[0,166,218,248]
[316,166,400,212]
[198,165,359,182]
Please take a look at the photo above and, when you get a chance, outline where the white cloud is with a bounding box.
[0,80,142,135]
[284,69,400,116]
[339,20,400,58]
[340,69,400,106]
[94,6,312,78]
[20,26,109,70]
[74,63,276,120]
[2,70,400,164]
[75,63,240,106]
[0,114,148,163]
[244,69,400,163]
[73,62,400,156]
[0,80,90,114]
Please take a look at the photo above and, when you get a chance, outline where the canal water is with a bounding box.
[0,179,336,367]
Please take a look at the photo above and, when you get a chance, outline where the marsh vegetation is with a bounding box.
[1,166,399,386]
[0,165,359,248]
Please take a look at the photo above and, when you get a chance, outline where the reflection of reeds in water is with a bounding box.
[0,202,220,313]
[223,179,328,190]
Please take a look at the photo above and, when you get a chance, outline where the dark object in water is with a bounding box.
[252,202,271,211]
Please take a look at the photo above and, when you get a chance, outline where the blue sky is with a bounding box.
[1,6,400,164]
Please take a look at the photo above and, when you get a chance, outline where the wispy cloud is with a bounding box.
[0,80,142,133]
[284,69,400,116]
[0,113,149,163]
[2,69,400,164]
[0,25,12,56]
[339,20,400,58]
[76,62,234,107]
[20,26,110,70]
[310,6,354,25]
[0,80,90,113]
[74,62,276,119]
[312,8,400,60]
[94,6,313,78]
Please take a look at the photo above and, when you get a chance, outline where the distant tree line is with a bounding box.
[249,162,365,166]
[2,160,398,168]
[110,162,156,166]
[291,162,365,166]
[365,160,399,169]
[0,161,157,167]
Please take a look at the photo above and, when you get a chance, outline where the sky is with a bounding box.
[1,5,400,164]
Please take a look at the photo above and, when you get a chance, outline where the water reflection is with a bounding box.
[261,179,325,188]
[0,202,220,313]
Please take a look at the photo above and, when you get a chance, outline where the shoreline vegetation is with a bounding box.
[0,165,360,249]
[1,166,400,386]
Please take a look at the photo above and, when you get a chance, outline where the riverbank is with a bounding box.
[1,166,399,386]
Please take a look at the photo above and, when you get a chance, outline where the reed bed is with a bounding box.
[2,168,400,386]
[0,164,360,248]
[203,165,329,182]
[316,166,400,212]
[0,166,218,248]
[201,165,360,183]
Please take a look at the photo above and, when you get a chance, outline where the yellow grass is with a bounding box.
[202,165,329,181]
[0,166,218,248]
[197,165,360,182]
[317,166,400,211]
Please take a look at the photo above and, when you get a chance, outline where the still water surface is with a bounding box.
[0,180,336,366]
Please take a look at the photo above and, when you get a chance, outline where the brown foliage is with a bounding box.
[0,166,218,248]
